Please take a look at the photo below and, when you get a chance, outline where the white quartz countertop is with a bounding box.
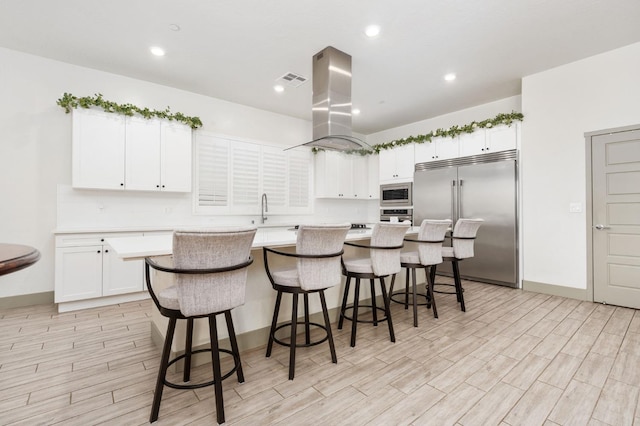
[107,226,420,260]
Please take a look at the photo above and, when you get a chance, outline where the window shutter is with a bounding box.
[288,150,310,208]
[262,146,287,208]
[196,134,228,208]
[231,143,260,207]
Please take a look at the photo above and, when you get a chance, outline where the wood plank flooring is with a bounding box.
[2,279,640,425]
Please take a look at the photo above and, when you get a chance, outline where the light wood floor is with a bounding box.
[2,279,640,425]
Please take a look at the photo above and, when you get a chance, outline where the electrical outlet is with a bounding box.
[569,202,583,213]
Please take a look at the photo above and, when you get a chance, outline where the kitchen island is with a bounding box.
[107,225,419,362]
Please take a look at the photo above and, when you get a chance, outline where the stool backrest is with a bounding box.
[417,219,452,266]
[452,218,483,259]
[173,227,257,316]
[370,222,411,276]
[297,223,350,291]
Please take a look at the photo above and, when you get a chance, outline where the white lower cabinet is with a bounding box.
[55,232,147,311]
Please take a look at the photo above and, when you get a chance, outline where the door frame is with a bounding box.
[585,123,640,303]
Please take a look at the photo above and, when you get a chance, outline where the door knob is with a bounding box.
[594,224,610,230]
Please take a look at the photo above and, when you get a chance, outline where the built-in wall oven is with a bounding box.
[379,182,413,223]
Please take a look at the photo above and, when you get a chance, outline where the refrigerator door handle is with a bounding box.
[451,180,456,222]
[458,179,464,219]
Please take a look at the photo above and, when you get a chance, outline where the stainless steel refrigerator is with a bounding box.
[414,150,518,287]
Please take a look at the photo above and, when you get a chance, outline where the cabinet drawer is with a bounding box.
[56,232,143,247]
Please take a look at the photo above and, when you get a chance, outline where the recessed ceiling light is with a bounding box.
[352,108,361,115]
[150,46,165,57]
[444,73,456,81]
[168,24,181,32]
[274,85,284,93]
[365,25,381,38]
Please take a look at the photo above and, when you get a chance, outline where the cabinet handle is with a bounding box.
[486,147,490,151]
[156,185,160,188]
[97,250,101,253]
[120,183,124,187]
[101,238,104,242]
[105,249,109,253]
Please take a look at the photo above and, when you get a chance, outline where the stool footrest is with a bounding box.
[390,291,430,306]
[433,282,465,295]
[340,305,389,324]
[163,347,241,390]
[271,321,330,348]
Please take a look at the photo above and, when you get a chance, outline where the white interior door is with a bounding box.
[592,128,640,308]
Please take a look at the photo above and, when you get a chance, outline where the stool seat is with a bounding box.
[395,219,451,326]
[441,246,454,258]
[145,227,257,425]
[339,222,409,347]
[264,223,351,380]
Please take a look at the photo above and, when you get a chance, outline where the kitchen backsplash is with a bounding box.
[56,184,379,230]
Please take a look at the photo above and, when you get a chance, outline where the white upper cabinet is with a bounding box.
[125,116,161,191]
[160,121,193,192]
[379,143,414,182]
[351,155,369,199]
[72,108,192,192]
[414,136,460,163]
[458,124,518,157]
[315,150,350,198]
[367,155,380,199]
[72,108,126,190]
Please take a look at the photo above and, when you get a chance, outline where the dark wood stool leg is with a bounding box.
[370,279,378,326]
[426,266,438,318]
[350,278,361,347]
[404,269,410,309]
[411,267,418,327]
[183,318,193,382]
[304,293,311,345]
[150,316,177,423]
[453,260,465,312]
[289,293,299,380]
[338,276,351,330]
[225,310,244,383]
[319,290,337,364]
[266,290,283,357]
[208,315,225,425]
[379,276,395,343]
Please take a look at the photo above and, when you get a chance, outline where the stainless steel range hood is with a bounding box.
[287,46,373,153]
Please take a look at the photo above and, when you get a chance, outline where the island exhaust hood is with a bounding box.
[286,46,373,153]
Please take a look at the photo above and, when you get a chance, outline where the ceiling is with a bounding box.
[1,0,640,134]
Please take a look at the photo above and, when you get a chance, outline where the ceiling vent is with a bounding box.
[276,72,308,88]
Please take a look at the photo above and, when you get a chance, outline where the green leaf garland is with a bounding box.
[312,111,523,155]
[56,93,203,129]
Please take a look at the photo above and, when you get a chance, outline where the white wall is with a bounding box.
[521,41,640,289]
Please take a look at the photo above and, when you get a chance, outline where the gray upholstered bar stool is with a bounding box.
[144,226,257,425]
[393,219,451,325]
[339,222,410,347]
[430,218,483,312]
[264,223,350,380]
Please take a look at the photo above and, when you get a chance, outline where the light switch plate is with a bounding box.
[569,202,583,213]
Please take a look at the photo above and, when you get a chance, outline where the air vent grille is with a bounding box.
[277,72,308,87]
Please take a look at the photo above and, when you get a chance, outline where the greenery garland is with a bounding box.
[56,93,203,129]
[312,111,523,155]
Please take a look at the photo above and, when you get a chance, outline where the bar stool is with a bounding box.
[339,222,410,347]
[393,219,451,325]
[431,218,483,312]
[263,223,350,380]
[145,227,257,425]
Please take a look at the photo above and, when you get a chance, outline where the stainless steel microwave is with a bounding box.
[380,182,412,207]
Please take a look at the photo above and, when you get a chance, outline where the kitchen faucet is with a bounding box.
[261,193,268,224]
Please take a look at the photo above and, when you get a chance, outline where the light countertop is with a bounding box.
[107,226,420,260]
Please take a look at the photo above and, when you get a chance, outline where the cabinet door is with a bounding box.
[55,246,103,302]
[72,108,126,190]
[315,150,345,198]
[102,244,144,296]
[485,124,517,153]
[436,136,459,160]
[458,129,487,157]
[367,155,379,199]
[351,155,368,198]
[394,144,415,179]
[378,149,397,181]
[414,141,437,163]
[160,122,192,192]
[125,117,161,191]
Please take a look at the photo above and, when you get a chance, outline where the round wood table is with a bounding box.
[0,244,41,276]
